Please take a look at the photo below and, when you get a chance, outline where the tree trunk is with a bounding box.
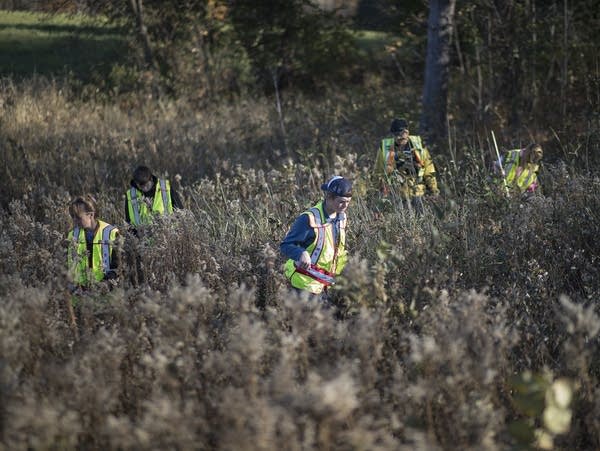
[561,0,569,123]
[421,0,456,149]
[129,0,156,70]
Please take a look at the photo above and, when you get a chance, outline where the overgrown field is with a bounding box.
[0,77,599,450]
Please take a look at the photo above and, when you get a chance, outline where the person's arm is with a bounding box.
[124,196,132,224]
[422,148,440,195]
[170,188,184,210]
[374,143,386,178]
[104,231,120,281]
[374,141,393,192]
[493,152,510,177]
[280,214,315,263]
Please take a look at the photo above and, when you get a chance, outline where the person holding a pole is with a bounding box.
[493,142,544,195]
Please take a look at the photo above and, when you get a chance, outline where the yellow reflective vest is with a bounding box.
[284,201,348,294]
[374,135,438,197]
[67,220,119,286]
[126,179,174,226]
[503,149,539,193]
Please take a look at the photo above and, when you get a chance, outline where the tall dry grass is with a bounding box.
[0,79,599,450]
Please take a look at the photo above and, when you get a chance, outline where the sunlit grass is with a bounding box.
[352,29,396,54]
[0,9,128,80]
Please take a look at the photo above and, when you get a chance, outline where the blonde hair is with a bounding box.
[69,195,97,219]
[525,143,543,163]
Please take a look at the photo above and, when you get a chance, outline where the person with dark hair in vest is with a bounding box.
[374,118,439,213]
[125,165,183,228]
[280,176,352,304]
[67,195,120,290]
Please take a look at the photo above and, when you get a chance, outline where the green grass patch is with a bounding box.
[0,10,129,82]
[352,29,396,55]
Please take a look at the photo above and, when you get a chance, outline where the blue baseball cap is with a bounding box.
[321,176,353,197]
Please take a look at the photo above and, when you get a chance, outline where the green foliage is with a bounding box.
[229,0,359,91]
[451,0,600,140]
[508,371,575,450]
[89,0,254,99]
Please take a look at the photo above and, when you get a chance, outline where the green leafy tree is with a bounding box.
[90,0,243,98]
[452,0,600,143]
[227,0,357,153]
[228,0,357,92]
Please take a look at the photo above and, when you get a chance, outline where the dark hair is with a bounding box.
[390,118,409,134]
[133,166,153,184]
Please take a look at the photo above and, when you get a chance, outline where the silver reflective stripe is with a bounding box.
[71,227,81,259]
[409,135,424,151]
[334,217,341,246]
[101,225,115,272]
[158,179,169,212]
[129,188,141,225]
[381,138,393,169]
[309,207,325,265]
[504,151,519,177]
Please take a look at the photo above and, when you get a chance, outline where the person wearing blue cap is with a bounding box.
[280,176,352,301]
[374,118,439,212]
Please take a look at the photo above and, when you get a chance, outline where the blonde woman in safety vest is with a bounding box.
[495,143,543,195]
[374,118,439,213]
[67,195,119,289]
[280,176,352,302]
[125,165,183,228]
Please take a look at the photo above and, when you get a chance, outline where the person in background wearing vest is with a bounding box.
[67,195,120,290]
[494,143,543,196]
[125,165,183,228]
[374,118,439,213]
[280,176,352,304]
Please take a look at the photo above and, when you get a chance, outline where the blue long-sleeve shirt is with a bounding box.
[280,203,342,262]
[280,214,316,262]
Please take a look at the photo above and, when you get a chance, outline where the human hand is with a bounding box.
[68,283,86,296]
[401,161,416,175]
[296,251,311,270]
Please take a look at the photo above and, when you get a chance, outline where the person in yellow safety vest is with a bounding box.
[374,118,439,212]
[494,143,543,195]
[67,195,120,289]
[125,165,183,228]
[280,176,352,302]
